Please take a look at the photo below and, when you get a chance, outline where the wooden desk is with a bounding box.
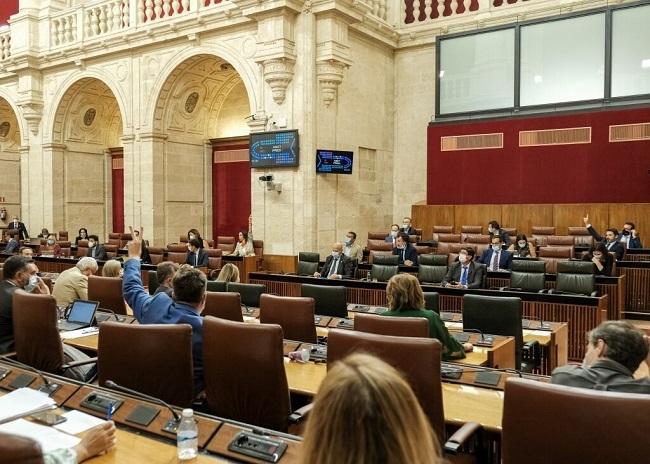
[250,272,606,361]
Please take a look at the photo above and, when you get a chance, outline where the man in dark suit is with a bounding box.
[0,256,32,353]
[393,232,418,266]
[9,216,29,240]
[478,235,512,271]
[487,220,510,247]
[400,217,417,236]
[86,235,108,261]
[2,233,20,255]
[583,215,627,260]
[442,247,485,289]
[186,238,208,268]
[314,242,354,279]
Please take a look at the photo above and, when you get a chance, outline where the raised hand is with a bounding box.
[126,226,143,260]
[583,214,589,226]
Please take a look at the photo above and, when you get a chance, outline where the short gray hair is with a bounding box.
[77,256,98,273]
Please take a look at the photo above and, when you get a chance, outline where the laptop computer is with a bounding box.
[58,299,99,331]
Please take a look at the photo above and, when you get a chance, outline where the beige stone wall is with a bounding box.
[0,98,22,229]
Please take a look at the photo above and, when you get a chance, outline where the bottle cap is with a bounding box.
[182,408,194,418]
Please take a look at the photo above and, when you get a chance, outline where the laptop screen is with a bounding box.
[67,300,99,324]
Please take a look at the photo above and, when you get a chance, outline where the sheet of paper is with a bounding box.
[54,409,106,435]
[59,326,99,340]
[0,388,56,423]
[0,419,80,452]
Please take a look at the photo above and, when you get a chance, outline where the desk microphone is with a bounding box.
[2,357,62,396]
[96,308,126,322]
[104,380,181,432]
[461,328,494,346]
[526,315,551,330]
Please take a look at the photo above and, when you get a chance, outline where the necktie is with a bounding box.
[329,258,339,277]
[490,251,500,271]
[195,253,198,267]
[460,266,468,286]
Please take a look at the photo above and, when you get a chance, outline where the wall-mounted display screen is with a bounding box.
[249,130,299,168]
[316,150,354,174]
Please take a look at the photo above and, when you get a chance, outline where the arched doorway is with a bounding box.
[0,97,22,229]
[50,78,124,239]
[152,54,252,244]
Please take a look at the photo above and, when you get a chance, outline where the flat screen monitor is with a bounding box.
[316,150,353,175]
[249,130,299,168]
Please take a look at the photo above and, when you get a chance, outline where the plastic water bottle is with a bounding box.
[177,408,198,460]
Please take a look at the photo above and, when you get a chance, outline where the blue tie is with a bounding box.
[460,267,468,286]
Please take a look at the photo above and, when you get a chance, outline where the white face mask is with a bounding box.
[402,223,409,229]
[344,237,352,245]
[331,251,340,258]
[189,234,196,240]
[88,241,95,248]
[492,244,501,251]
[47,239,55,245]
[518,241,527,248]
[488,227,495,233]
[458,254,468,264]
[24,275,38,293]
[390,230,398,237]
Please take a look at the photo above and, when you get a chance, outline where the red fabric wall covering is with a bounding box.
[212,142,251,240]
[111,154,124,233]
[0,0,18,25]
[427,106,650,205]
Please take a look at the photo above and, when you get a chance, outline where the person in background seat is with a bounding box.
[216,263,240,283]
[508,233,536,258]
[343,230,363,263]
[442,247,485,289]
[393,232,418,267]
[582,242,614,276]
[583,215,625,260]
[478,235,512,271]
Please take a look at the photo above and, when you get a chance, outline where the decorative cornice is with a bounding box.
[317,59,348,107]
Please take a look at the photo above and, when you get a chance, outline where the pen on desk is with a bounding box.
[106,402,114,420]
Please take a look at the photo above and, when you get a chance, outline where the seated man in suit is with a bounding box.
[619,222,642,249]
[442,247,485,289]
[343,231,363,263]
[384,224,400,246]
[583,214,626,260]
[314,242,354,279]
[87,235,108,261]
[393,232,418,267]
[185,238,208,268]
[552,321,650,394]
[2,233,20,255]
[400,217,417,236]
[487,220,510,246]
[123,229,206,392]
[52,257,98,307]
[478,235,512,271]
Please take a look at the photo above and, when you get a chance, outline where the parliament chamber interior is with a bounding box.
[0,0,650,462]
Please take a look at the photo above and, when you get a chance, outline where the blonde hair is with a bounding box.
[216,263,240,283]
[386,273,424,312]
[102,259,122,278]
[301,353,440,464]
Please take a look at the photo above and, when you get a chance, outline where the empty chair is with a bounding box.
[206,248,223,275]
[418,254,448,284]
[227,282,265,307]
[98,322,194,407]
[568,226,594,247]
[502,378,650,464]
[259,294,317,343]
[551,261,597,296]
[202,317,292,431]
[436,233,462,243]
[203,292,243,322]
[58,231,69,241]
[367,231,388,240]
[370,253,399,282]
[368,250,394,264]
[546,235,575,246]
[147,247,165,265]
[463,294,523,370]
[56,241,72,257]
[354,313,429,338]
[103,244,118,259]
[88,276,127,315]
[509,260,546,292]
[297,252,320,276]
[76,239,89,258]
[461,233,490,244]
[538,245,574,273]
[367,239,393,252]
[206,280,227,292]
[166,244,188,265]
[423,291,440,313]
[107,233,121,247]
[300,284,348,318]
[461,225,482,234]
[253,240,264,257]
[216,236,236,254]
[531,226,556,247]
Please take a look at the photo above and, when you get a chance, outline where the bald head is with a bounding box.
[332,242,343,254]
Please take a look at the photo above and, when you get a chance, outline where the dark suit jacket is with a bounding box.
[87,244,108,261]
[8,221,28,240]
[2,239,20,255]
[583,253,614,276]
[492,229,510,246]
[393,245,419,265]
[587,226,626,260]
[618,233,642,249]
[0,280,19,354]
[320,255,354,278]
[478,248,513,270]
[442,261,485,289]
[186,249,208,268]
[401,226,417,236]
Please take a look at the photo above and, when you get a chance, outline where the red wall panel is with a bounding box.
[211,143,251,240]
[0,0,18,25]
[427,106,650,204]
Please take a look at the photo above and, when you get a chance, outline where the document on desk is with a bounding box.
[0,388,56,424]
[54,410,106,435]
[0,419,80,452]
[59,326,100,339]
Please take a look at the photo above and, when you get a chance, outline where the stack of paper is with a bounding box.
[0,388,56,424]
[0,419,80,452]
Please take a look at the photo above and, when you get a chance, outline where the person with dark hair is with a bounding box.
[582,242,615,276]
[186,238,208,268]
[551,321,650,393]
[384,224,400,246]
[86,235,108,261]
[393,232,418,266]
[75,227,89,245]
[343,230,363,263]
[382,274,471,360]
[19,246,34,258]
[442,247,485,289]
[123,229,206,391]
[2,232,20,255]
[231,215,255,257]
[154,261,180,297]
[583,215,625,260]
[487,220,509,246]
[37,227,50,238]
[400,216,417,236]
[8,215,29,240]
[619,221,642,249]
[187,228,209,249]
[478,235,512,271]
[0,256,33,353]
[40,233,61,257]
[508,233,536,258]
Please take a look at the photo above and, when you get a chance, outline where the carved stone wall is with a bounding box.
[0,98,21,226]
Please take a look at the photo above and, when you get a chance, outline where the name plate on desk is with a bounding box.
[228,431,288,463]
[80,392,123,415]
[336,319,354,330]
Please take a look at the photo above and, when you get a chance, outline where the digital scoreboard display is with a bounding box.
[249,130,299,168]
[316,150,354,175]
